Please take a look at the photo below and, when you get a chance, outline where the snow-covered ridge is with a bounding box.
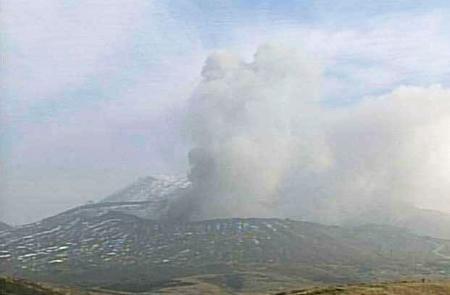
[102,174,191,203]
[91,174,193,220]
[0,222,11,232]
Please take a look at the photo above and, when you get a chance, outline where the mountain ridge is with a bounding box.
[1,208,450,291]
[97,174,450,240]
[0,222,11,231]
[2,174,450,293]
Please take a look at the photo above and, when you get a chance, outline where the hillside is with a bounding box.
[98,175,450,240]
[1,176,450,293]
[0,277,120,295]
[2,277,450,295]
[99,175,190,220]
[0,222,11,231]
[345,205,450,240]
[275,280,450,295]
[1,207,450,293]
[102,175,190,203]
[395,208,450,240]
[0,277,63,295]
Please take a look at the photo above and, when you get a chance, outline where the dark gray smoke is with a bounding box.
[166,148,216,222]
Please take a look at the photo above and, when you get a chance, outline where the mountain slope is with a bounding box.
[3,276,450,295]
[99,175,450,240]
[1,206,450,292]
[276,281,450,295]
[102,175,190,203]
[98,175,190,220]
[395,208,450,240]
[0,277,63,295]
[346,205,450,240]
[0,277,121,295]
[0,222,11,231]
[1,175,450,293]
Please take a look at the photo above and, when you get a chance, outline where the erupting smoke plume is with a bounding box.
[167,44,450,224]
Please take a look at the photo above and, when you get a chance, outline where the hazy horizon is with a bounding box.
[2,0,450,225]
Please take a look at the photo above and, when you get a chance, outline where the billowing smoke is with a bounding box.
[167,44,450,224]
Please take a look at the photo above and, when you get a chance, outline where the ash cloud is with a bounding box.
[167,44,450,224]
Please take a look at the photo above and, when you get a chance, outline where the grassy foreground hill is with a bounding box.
[276,281,450,295]
[0,277,120,295]
[0,277,64,295]
[2,277,450,295]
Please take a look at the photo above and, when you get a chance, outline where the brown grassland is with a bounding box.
[2,277,450,294]
[274,281,450,295]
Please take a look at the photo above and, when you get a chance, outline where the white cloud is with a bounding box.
[228,11,450,102]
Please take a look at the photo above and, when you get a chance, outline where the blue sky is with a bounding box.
[1,0,450,224]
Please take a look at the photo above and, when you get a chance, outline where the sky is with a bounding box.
[1,0,450,224]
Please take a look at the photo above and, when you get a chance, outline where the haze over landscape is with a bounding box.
[2,2,450,294]
[2,1,450,225]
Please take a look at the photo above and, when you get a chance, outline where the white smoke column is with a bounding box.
[180,44,450,223]
[184,44,327,219]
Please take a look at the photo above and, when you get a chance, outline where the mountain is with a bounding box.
[1,206,450,293]
[394,207,450,240]
[102,175,191,203]
[99,175,191,220]
[0,222,11,231]
[99,174,450,240]
[345,205,450,240]
[2,175,450,293]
